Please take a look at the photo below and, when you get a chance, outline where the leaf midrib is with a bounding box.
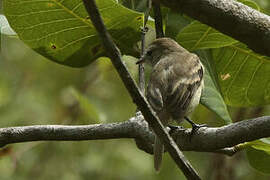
[191,27,211,50]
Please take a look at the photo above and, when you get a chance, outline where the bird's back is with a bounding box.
[146,51,204,123]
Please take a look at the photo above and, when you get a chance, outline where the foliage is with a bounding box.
[0,0,270,179]
[246,139,270,174]
[3,0,143,67]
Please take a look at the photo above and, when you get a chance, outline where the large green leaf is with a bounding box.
[176,21,237,51]
[245,139,270,174]
[3,0,143,67]
[175,0,259,51]
[165,12,191,39]
[246,146,270,174]
[213,43,270,107]
[197,50,232,124]
[175,0,269,108]
[246,139,270,154]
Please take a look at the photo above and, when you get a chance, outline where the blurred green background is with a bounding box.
[0,0,270,179]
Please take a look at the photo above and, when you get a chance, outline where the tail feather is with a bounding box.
[154,135,164,172]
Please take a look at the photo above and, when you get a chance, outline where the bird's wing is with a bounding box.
[146,52,204,120]
[146,81,164,112]
[161,52,204,120]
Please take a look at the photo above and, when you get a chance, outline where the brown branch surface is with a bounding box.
[1,116,270,154]
[172,116,270,151]
[159,0,270,57]
[153,2,164,38]
[82,0,201,179]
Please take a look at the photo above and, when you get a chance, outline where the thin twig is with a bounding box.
[82,0,201,179]
[138,0,152,95]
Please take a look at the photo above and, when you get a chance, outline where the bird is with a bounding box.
[136,37,204,171]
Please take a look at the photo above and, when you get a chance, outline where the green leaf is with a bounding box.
[237,0,260,10]
[68,87,101,123]
[4,0,143,67]
[197,50,232,124]
[213,43,270,107]
[174,0,259,52]
[245,139,270,154]
[165,12,191,39]
[176,21,237,51]
[245,138,270,174]
[246,147,270,174]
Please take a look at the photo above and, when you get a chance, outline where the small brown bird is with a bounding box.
[137,38,204,171]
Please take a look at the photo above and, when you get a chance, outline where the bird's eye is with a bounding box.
[146,50,152,56]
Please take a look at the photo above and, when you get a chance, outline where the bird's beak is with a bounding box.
[136,57,145,65]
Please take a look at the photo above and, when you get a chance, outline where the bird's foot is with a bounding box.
[190,123,207,136]
[184,117,207,140]
[168,125,184,135]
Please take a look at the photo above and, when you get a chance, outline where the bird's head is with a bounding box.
[136,38,186,66]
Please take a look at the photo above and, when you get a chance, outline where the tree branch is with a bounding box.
[153,2,164,38]
[82,0,201,179]
[0,118,139,148]
[171,116,270,151]
[158,0,270,57]
[1,115,270,155]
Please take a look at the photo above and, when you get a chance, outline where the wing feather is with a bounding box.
[146,51,204,121]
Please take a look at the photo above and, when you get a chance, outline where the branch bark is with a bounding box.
[172,116,270,151]
[1,115,270,155]
[153,2,164,38]
[158,0,270,57]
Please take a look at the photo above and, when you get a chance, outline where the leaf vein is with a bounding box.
[53,34,95,51]
[17,18,78,30]
[245,62,263,105]
[221,49,237,73]
[191,27,211,50]
[225,54,249,101]
[23,25,90,42]
[6,9,64,17]
[70,1,83,12]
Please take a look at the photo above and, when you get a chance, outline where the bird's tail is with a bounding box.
[154,135,164,172]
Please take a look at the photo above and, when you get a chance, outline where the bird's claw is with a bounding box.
[184,116,207,141]
[168,125,184,135]
[190,123,207,137]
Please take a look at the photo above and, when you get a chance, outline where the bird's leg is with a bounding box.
[184,116,207,137]
[168,124,179,131]
[168,125,184,134]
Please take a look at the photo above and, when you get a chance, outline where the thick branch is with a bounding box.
[171,116,270,151]
[1,116,269,154]
[0,119,139,147]
[158,0,270,57]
